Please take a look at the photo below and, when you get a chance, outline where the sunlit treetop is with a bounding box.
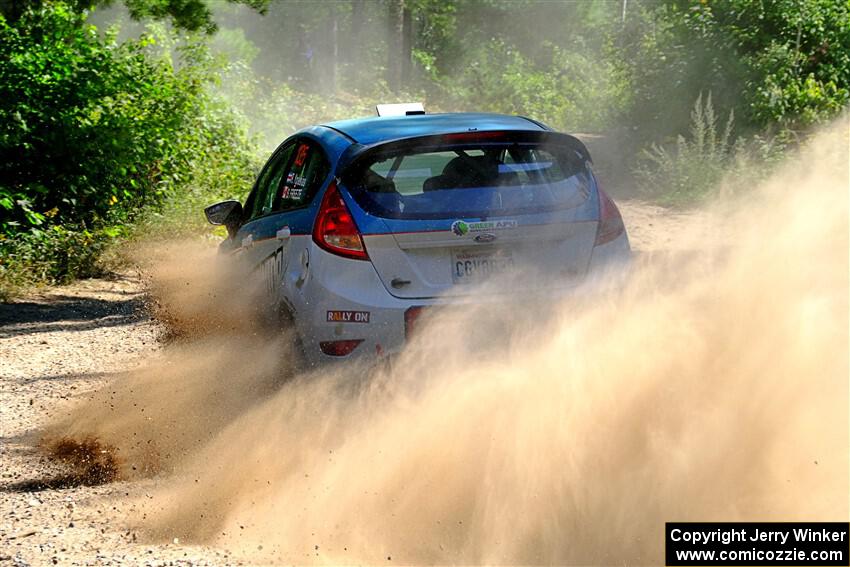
[122,0,269,33]
[0,0,270,32]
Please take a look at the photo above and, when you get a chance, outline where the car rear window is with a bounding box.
[344,142,592,219]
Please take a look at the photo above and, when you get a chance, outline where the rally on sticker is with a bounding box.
[327,310,371,323]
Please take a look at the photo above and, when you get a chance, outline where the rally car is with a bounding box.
[205,105,630,366]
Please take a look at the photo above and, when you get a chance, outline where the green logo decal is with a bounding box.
[451,220,469,236]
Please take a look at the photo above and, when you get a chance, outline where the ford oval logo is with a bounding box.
[474,233,497,243]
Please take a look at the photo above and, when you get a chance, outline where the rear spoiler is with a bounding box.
[336,130,592,174]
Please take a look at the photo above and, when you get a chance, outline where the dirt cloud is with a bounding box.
[47,119,848,564]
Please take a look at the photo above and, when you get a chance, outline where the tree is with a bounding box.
[386,0,405,92]
[614,0,849,140]
[401,2,412,86]
[0,0,269,32]
[697,0,850,126]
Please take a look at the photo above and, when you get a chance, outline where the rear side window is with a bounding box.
[345,142,591,219]
[276,141,329,211]
[244,139,329,220]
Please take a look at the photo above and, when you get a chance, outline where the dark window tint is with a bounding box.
[275,141,329,212]
[244,140,329,220]
[345,143,591,219]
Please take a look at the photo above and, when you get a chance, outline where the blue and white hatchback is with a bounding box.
[205,108,630,366]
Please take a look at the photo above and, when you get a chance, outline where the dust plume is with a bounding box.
[48,119,847,565]
[42,240,301,475]
[131,240,267,340]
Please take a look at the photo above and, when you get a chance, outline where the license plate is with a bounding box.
[451,248,515,284]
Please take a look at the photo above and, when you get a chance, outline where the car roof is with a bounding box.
[321,112,549,146]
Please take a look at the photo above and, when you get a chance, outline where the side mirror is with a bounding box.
[204,200,243,238]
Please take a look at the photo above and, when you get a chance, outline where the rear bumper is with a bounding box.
[293,235,631,367]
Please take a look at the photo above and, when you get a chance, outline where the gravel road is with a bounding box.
[0,273,243,565]
[0,201,707,566]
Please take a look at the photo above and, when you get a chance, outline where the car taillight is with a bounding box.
[404,306,427,340]
[319,339,364,356]
[594,185,625,246]
[312,182,368,260]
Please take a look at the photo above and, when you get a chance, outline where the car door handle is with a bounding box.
[276,227,291,240]
[391,277,411,288]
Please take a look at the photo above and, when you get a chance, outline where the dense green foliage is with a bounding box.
[1,0,848,297]
[616,0,849,142]
[0,5,254,234]
[0,3,256,296]
[212,0,848,137]
[692,0,849,126]
[0,0,269,32]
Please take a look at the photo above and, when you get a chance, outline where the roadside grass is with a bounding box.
[0,179,238,302]
[0,226,120,301]
[635,93,788,207]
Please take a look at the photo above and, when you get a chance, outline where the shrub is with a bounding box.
[0,225,118,299]
[635,93,788,205]
[0,3,257,235]
[636,93,735,204]
[0,3,258,295]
